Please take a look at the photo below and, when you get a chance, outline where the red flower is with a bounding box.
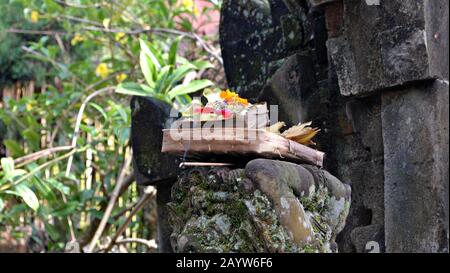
[202,107,215,114]
[220,109,233,119]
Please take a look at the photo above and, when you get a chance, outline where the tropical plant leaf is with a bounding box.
[33,176,56,201]
[45,222,60,241]
[140,39,162,70]
[1,157,14,174]
[148,43,165,68]
[51,201,79,217]
[192,60,214,70]
[46,179,70,195]
[168,79,214,100]
[140,51,156,87]
[169,36,183,66]
[0,169,27,185]
[116,83,152,96]
[22,128,40,150]
[11,183,39,211]
[3,140,25,158]
[116,83,169,103]
[164,63,197,93]
[155,65,172,94]
[89,102,107,121]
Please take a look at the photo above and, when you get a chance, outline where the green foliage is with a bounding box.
[116,38,214,105]
[0,1,50,86]
[0,0,220,252]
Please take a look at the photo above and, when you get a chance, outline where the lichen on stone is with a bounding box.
[167,160,351,253]
[167,167,300,253]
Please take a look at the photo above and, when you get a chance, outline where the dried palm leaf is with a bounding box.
[282,122,320,146]
[265,122,286,134]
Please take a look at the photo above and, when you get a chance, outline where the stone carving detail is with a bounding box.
[220,0,307,99]
[167,160,351,253]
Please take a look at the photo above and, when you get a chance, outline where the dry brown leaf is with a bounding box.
[266,122,286,134]
[281,122,320,146]
[281,122,311,138]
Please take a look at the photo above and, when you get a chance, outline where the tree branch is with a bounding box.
[54,0,103,9]
[0,148,81,192]
[8,27,223,65]
[65,86,114,177]
[85,153,133,253]
[114,238,157,250]
[0,146,73,171]
[58,15,104,27]
[6,28,67,36]
[82,26,223,64]
[78,174,134,247]
[104,186,156,253]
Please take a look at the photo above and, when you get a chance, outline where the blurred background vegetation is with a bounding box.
[0,0,223,252]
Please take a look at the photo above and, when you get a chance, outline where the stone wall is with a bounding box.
[324,0,449,253]
[219,0,449,252]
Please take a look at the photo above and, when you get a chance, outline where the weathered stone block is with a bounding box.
[424,0,449,81]
[156,182,175,253]
[168,160,351,253]
[327,0,447,96]
[379,27,429,87]
[219,0,319,99]
[168,167,302,253]
[258,53,318,126]
[382,81,449,252]
[333,96,386,252]
[220,0,290,98]
[130,97,180,185]
[350,224,385,253]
